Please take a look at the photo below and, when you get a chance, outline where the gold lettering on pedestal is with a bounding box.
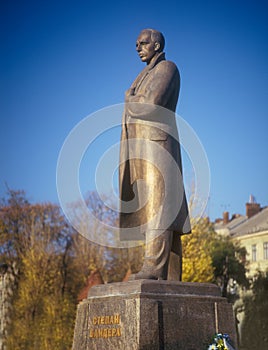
[89,314,122,338]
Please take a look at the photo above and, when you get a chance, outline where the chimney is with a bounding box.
[246,195,261,218]
[223,211,229,224]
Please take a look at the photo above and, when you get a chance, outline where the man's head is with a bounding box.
[136,29,165,64]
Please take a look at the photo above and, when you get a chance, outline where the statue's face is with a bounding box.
[136,31,158,64]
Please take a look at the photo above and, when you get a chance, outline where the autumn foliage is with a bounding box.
[0,190,142,350]
[182,218,215,283]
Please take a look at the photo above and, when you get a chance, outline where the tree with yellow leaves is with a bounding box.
[0,189,79,350]
[182,217,215,283]
[0,189,142,349]
[182,216,249,301]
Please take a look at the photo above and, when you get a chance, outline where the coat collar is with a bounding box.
[130,52,166,90]
[147,52,166,70]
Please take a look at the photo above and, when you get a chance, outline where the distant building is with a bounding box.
[214,212,247,237]
[214,196,268,278]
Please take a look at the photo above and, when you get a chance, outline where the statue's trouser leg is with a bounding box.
[167,250,182,281]
[132,230,173,280]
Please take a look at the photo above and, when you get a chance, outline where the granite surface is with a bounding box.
[72,281,237,350]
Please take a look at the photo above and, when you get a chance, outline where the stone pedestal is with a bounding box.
[72,280,237,350]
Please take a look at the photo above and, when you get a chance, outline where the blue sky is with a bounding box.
[1,0,268,221]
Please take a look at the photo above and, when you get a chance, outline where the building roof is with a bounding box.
[214,215,247,231]
[230,206,268,237]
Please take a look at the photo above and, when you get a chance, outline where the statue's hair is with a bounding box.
[141,28,165,51]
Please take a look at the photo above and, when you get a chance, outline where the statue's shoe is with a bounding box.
[128,271,164,281]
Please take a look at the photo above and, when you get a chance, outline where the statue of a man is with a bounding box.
[119,29,191,280]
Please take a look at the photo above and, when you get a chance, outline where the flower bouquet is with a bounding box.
[208,333,236,350]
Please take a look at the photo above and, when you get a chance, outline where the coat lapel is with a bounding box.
[131,52,166,93]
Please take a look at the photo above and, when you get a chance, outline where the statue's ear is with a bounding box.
[154,42,161,51]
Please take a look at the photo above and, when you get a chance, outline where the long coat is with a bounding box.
[119,52,191,254]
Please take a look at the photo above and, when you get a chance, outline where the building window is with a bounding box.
[264,242,268,260]
[252,244,257,262]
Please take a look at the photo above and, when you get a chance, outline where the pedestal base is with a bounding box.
[72,280,237,350]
